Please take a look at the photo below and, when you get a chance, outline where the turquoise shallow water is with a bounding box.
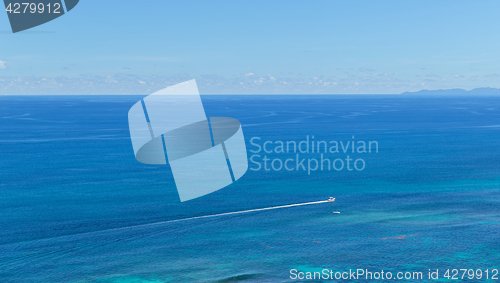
[0,95,499,282]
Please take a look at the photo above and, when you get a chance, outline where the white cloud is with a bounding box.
[267,74,276,81]
[359,68,375,72]
[0,60,6,69]
[2,72,495,95]
[243,72,255,76]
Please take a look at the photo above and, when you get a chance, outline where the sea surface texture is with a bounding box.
[0,95,499,282]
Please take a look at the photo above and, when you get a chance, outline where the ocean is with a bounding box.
[0,95,499,282]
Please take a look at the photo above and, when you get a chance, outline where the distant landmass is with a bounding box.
[402,87,500,95]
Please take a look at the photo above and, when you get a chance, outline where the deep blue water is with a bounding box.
[0,95,499,282]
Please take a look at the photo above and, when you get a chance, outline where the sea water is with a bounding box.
[0,95,499,282]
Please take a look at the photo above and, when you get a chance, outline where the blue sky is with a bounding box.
[1,0,500,94]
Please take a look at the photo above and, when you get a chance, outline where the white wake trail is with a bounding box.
[152,198,336,226]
